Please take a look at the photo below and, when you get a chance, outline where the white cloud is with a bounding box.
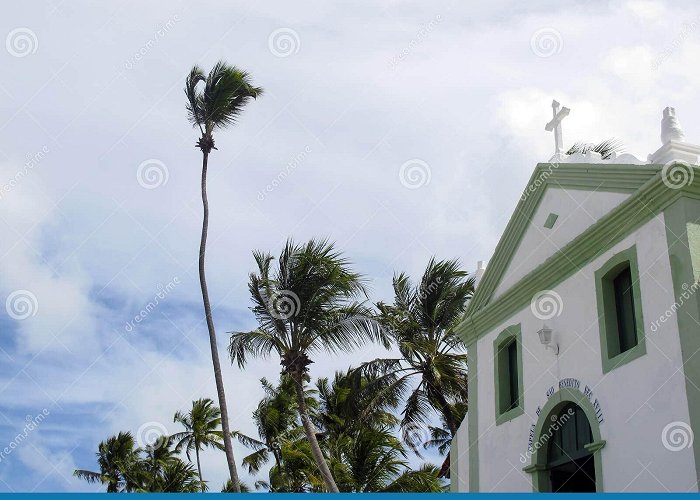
[624,0,667,22]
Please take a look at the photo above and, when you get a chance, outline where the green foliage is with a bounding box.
[73,432,205,492]
[229,238,387,374]
[185,61,263,135]
[356,257,473,454]
[237,370,445,492]
[77,253,468,492]
[566,138,624,160]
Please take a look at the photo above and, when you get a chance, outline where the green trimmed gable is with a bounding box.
[465,163,661,320]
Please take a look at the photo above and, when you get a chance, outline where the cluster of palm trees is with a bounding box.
[74,62,475,492]
[73,399,226,492]
[74,243,474,492]
[229,240,474,492]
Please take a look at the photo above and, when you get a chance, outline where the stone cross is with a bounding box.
[545,100,570,157]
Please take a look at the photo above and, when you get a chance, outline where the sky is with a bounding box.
[1,0,700,492]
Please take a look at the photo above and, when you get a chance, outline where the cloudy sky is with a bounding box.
[1,0,699,491]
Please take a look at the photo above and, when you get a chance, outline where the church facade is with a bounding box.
[450,106,700,492]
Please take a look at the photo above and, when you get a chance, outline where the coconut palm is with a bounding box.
[139,436,177,490]
[73,431,142,492]
[171,398,226,490]
[158,460,205,492]
[316,370,443,492]
[234,377,303,476]
[229,239,387,492]
[184,61,262,492]
[566,138,624,160]
[355,258,474,450]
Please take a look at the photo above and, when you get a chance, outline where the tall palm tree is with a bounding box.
[355,258,474,450]
[229,239,387,492]
[74,431,142,492]
[184,61,263,492]
[171,398,226,490]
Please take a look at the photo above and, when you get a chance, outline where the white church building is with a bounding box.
[450,103,700,492]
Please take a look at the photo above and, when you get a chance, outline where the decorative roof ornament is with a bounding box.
[648,107,700,165]
[545,99,570,161]
[661,107,685,144]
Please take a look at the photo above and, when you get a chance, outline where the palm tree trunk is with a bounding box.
[292,375,339,492]
[198,150,241,492]
[195,446,204,492]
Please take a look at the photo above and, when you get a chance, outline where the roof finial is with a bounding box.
[648,107,700,165]
[661,106,685,144]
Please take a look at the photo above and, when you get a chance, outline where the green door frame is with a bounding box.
[522,388,606,492]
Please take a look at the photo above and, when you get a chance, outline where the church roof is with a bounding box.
[457,160,699,344]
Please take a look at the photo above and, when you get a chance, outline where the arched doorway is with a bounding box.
[546,403,595,492]
[523,388,606,492]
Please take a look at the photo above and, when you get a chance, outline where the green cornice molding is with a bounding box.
[459,167,700,345]
[467,163,661,316]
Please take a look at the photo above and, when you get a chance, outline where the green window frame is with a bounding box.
[494,324,524,425]
[595,245,646,374]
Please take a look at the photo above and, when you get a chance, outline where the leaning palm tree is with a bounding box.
[229,239,387,492]
[355,258,474,450]
[171,398,226,490]
[184,61,263,492]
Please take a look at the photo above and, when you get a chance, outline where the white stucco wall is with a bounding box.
[493,188,629,299]
[468,214,697,492]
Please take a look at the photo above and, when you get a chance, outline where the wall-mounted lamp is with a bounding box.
[537,324,559,354]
